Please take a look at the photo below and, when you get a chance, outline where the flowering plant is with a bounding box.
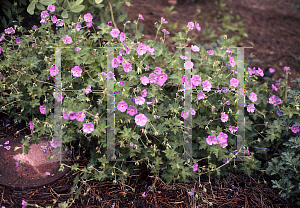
[0,5,300,205]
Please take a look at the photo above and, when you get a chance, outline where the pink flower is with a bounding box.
[184,61,194,70]
[156,73,167,86]
[136,44,147,56]
[206,135,217,145]
[86,21,93,28]
[135,113,148,126]
[124,44,130,54]
[120,32,125,42]
[202,80,212,92]
[195,22,201,31]
[53,92,63,101]
[16,37,22,44]
[84,13,93,22]
[82,123,94,134]
[76,111,86,122]
[187,22,194,30]
[61,35,72,44]
[249,92,257,102]
[255,67,264,77]
[247,103,255,113]
[41,11,49,19]
[291,125,299,133]
[112,58,119,68]
[108,21,113,26]
[29,121,34,129]
[283,66,290,72]
[119,81,125,86]
[76,23,81,31]
[269,68,275,73]
[230,78,239,88]
[56,19,63,26]
[51,16,57,23]
[4,146,11,151]
[22,200,27,208]
[191,75,201,87]
[154,67,161,75]
[39,105,46,114]
[75,47,81,51]
[49,65,58,76]
[191,45,199,52]
[197,91,206,100]
[4,141,9,145]
[272,84,278,91]
[135,96,145,105]
[140,76,149,86]
[193,163,198,172]
[180,55,188,60]
[229,126,238,133]
[68,111,77,120]
[4,27,15,34]
[161,17,168,24]
[148,73,157,83]
[247,147,250,156]
[127,106,137,116]
[122,63,132,72]
[221,113,229,122]
[47,4,55,12]
[181,111,189,119]
[226,49,231,54]
[217,132,228,144]
[110,29,120,38]
[71,66,83,77]
[117,102,128,112]
[139,14,144,20]
[63,111,69,120]
[207,50,214,55]
[16,159,19,168]
[229,56,235,67]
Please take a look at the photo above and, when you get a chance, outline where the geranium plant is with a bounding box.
[0,4,299,206]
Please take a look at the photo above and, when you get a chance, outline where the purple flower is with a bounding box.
[277,110,283,116]
[68,111,77,120]
[193,163,198,172]
[76,23,81,31]
[108,21,113,26]
[283,66,290,72]
[4,146,11,150]
[16,37,22,44]
[291,125,299,133]
[16,159,19,168]
[142,192,147,198]
[188,188,194,196]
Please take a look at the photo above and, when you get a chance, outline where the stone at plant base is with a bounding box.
[0,134,72,191]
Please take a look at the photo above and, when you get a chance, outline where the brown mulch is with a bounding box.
[1,0,300,207]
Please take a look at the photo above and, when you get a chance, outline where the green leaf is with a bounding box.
[61,10,68,18]
[95,0,103,4]
[71,5,85,13]
[2,8,12,19]
[74,0,84,5]
[39,0,57,6]
[36,2,45,10]
[95,4,104,8]
[117,13,127,22]
[27,1,35,15]
[125,1,131,7]
[3,0,11,7]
